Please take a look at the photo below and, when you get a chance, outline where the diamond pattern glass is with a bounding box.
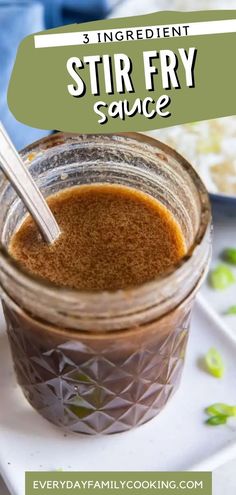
[4,300,192,434]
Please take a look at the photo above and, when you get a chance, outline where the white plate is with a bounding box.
[0,296,236,495]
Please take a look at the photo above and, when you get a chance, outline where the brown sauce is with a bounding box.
[9,184,186,291]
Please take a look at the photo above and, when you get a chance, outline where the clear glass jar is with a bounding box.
[0,133,211,434]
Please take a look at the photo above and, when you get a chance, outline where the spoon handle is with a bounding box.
[0,123,61,244]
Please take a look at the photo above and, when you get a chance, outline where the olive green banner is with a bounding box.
[7,10,236,133]
[25,471,212,495]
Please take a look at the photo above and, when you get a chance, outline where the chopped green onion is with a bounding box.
[223,248,236,265]
[225,305,236,315]
[204,348,224,378]
[205,402,236,426]
[206,415,228,426]
[206,403,236,417]
[209,264,235,290]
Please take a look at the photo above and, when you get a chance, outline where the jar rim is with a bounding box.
[0,132,211,325]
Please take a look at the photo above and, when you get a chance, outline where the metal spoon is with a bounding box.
[0,122,61,244]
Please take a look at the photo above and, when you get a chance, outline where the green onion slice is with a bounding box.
[206,403,236,417]
[226,305,236,315]
[209,264,235,290]
[206,415,228,426]
[223,248,236,265]
[204,348,224,378]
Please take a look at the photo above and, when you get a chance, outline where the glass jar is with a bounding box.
[0,133,211,434]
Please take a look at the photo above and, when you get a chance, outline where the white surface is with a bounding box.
[213,458,236,495]
[1,295,236,495]
[201,211,236,332]
[202,207,236,493]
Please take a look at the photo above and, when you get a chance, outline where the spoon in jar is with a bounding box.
[0,122,61,244]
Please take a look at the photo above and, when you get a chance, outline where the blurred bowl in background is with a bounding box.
[145,117,236,205]
[111,0,236,18]
[111,0,236,206]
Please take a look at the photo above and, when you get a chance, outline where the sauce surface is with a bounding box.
[9,184,186,291]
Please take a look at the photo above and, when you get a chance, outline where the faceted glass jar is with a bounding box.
[0,133,211,434]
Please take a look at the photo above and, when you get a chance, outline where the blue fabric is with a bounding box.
[0,0,108,150]
[0,2,48,149]
[40,0,108,28]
